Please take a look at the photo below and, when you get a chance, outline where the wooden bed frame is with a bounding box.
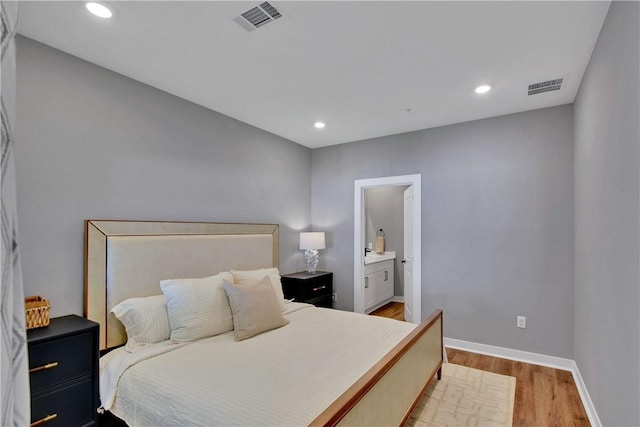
[84,220,443,427]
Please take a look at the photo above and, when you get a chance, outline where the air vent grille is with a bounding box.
[234,2,282,32]
[528,78,564,96]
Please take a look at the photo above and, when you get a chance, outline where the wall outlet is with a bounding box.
[368,242,372,250]
[332,293,337,302]
[517,316,526,329]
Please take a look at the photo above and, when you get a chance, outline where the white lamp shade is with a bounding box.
[299,232,326,250]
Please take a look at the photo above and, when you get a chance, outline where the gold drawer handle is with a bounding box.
[29,362,58,374]
[31,413,57,426]
[312,285,326,292]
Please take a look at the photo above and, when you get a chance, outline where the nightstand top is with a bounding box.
[27,314,98,344]
[282,271,332,280]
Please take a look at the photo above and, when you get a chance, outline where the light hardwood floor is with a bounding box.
[371,302,590,426]
[447,348,590,427]
[370,301,405,321]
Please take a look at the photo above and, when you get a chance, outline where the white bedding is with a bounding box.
[100,303,416,427]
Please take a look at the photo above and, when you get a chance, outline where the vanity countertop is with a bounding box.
[364,251,396,265]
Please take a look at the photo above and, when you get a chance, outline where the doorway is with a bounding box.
[354,174,421,323]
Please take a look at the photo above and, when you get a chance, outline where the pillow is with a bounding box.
[230,268,285,311]
[111,295,170,352]
[160,272,234,342]
[223,277,289,341]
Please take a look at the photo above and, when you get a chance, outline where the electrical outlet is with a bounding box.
[517,316,526,329]
[332,293,337,302]
[368,242,372,250]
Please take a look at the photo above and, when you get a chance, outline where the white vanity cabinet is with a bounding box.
[364,259,394,312]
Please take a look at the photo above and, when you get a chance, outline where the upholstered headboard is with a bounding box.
[84,220,279,350]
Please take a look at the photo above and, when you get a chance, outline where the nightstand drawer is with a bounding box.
[29,332,92,393]
[31,379,94,427]
[301,280,331,300]
[307,294,333,308]
[281,271,333,308]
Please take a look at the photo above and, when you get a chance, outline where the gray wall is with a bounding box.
[573,2,640,425]
[365,185,409,295]
[312,105,574,358]
[15,37,312,318]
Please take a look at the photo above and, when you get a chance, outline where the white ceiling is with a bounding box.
[17,1,610,148]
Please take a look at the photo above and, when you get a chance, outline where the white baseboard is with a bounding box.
[444,338,574,370]
[569,361,602,427]
[444,337,601,427]
[392,296,404,303]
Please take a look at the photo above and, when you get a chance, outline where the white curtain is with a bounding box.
[1,1,30,426]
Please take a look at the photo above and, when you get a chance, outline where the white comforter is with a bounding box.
[100,303,415,427]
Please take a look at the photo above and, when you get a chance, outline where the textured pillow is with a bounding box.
[223,277,289,341]
[160,272,234,342]
[111,295,170,352]
[230,268,285,311]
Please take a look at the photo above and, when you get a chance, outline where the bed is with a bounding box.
[85,220,443,426]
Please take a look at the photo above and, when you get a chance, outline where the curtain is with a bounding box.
[1,1,30,426]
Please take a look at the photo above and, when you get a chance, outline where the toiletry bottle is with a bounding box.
[375,229,385,254]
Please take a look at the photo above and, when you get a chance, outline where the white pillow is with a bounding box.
[160,272,234,343]
[230,268,285,311]
[111,295,170,352]
[223,277,289,341]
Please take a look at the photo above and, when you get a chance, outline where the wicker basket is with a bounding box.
[25,296,50,329]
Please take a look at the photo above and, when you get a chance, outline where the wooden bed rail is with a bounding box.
[310,309,443,427]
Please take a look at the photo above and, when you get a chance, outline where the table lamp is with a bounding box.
[299,232,326,274]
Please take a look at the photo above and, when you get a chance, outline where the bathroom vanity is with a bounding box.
[364,252,395,313]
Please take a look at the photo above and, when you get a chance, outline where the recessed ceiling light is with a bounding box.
[86,2,112,18]
[314,122,326,129]
[475,85,491,94]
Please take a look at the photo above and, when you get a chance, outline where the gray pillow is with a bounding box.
[223,276,289,341]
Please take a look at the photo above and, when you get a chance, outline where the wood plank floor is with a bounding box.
[447,349,590,427]
[370,301,404,321]
[371,303,590,426]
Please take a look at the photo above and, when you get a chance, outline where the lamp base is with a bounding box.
[304,249,319,274]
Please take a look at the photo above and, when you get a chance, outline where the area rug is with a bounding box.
[405,363,516,427]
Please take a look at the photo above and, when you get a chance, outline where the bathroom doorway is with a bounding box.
[353,174,421,323]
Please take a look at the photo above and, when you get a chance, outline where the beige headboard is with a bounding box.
[84,220,279,350]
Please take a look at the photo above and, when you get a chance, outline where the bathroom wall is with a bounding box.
[365,185,409,296]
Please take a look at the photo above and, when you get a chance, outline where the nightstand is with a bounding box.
[27,315,99,427]
[281,271,333,308]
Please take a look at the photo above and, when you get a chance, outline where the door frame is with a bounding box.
[353,174,422,323]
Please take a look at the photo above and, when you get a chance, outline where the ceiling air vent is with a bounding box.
[233,2,282,32]
[528,77,564,96]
